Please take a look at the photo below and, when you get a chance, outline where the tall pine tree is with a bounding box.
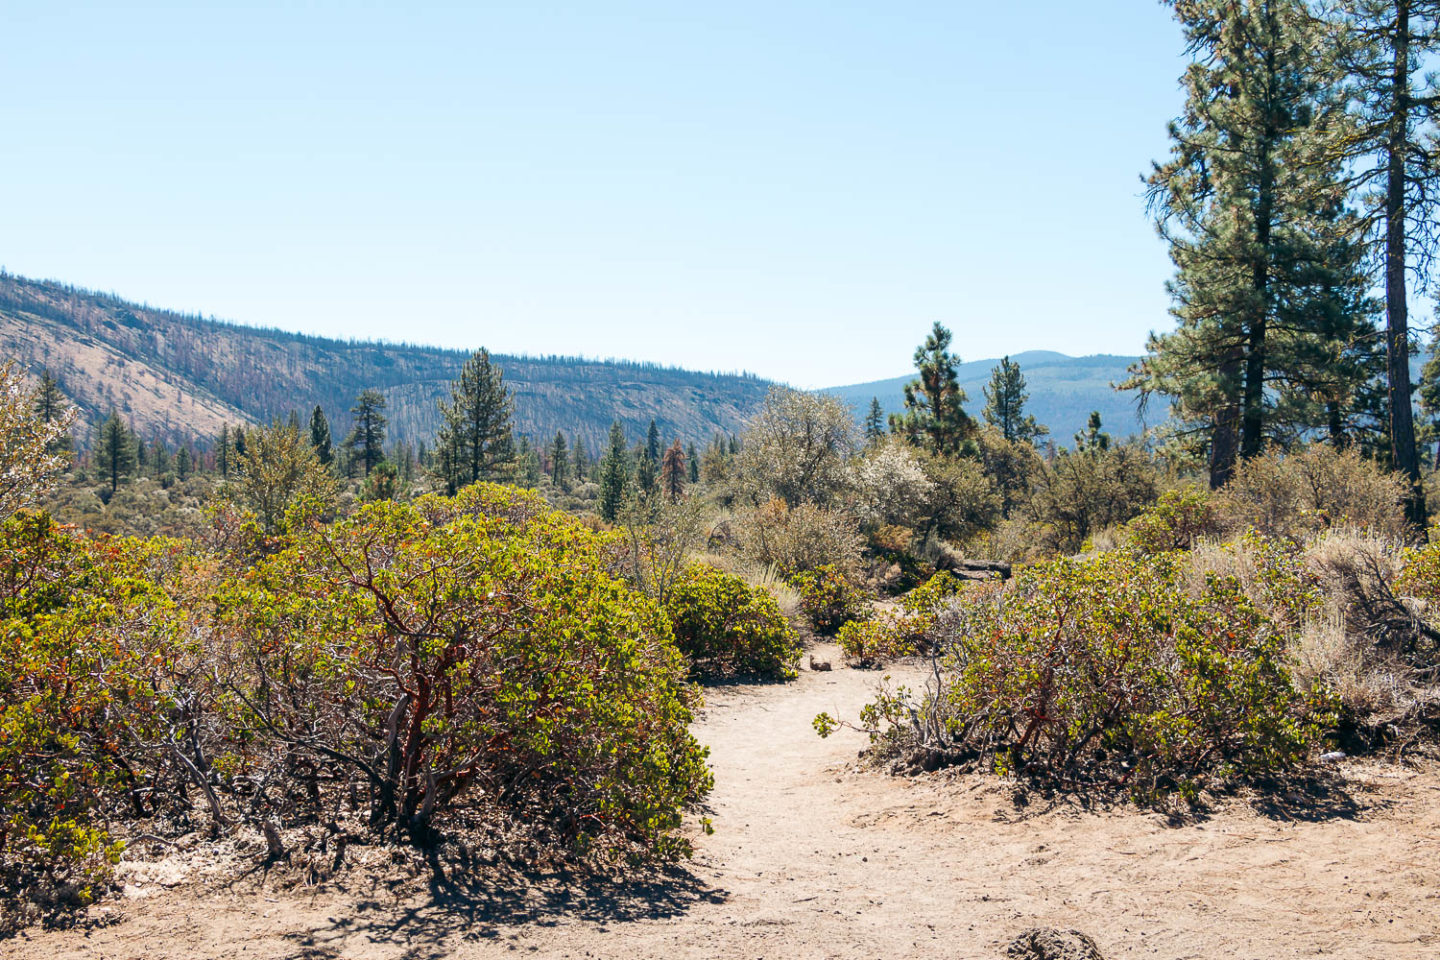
[890,322,975,456]
[309,405,334,466]
[98,411,134,494]
[982,356,1047,445]
[598,421,629,522]
[1321,0,1440,525]
[344,389,388,478]
[435,348,515,494]
[1129,0,1367,487]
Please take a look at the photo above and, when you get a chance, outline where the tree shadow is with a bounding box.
[985,766,1378,827]
[282,859,728,960]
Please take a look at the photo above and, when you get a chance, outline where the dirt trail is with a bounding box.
[12,647,1440,959]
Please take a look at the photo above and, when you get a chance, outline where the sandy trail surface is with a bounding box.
[11,646,1440,960]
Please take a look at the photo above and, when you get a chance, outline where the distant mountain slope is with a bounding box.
[826,350,1163,443]
[0,273,772,453]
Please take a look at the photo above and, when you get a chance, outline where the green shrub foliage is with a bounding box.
[216,484,712,858]
[664,563,801,680]
[836,619,911,668]
[1126,486,1219,553]
[892,570,965,649]
[821,551,1334,801]
[0,515,194,925]
[790,564,869,636]
[0,485,715,930]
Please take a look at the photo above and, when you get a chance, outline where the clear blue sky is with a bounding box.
[2,1,1185,388]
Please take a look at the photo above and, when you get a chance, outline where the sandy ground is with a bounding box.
[9,645,1440,960]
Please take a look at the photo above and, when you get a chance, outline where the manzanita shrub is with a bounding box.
[836,619,911,668]
[891,570,965,651]
[0,484,718,932]
[789,563,869,636]
[818,550,1335,802]
[1125,486,1218,554]
[663,563,801,680]
[0,515,198,927]
[214,484,712,860]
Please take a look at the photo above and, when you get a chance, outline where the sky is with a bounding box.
[1,1,1186,388]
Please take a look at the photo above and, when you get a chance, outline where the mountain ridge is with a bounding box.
[824,349,1160,442]
[0,272,772,454]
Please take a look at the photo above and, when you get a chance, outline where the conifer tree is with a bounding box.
[983,357,1047,445]
[345,389,388,478]
[635,442,658,496]
[571,435,588,482]
[549,431,569,488]
[686,441,700,484]
[863,397,887,444]
[598,421,629,522]
[661,439,686,501]
[515,435,542,487]
[1130,0,1367,487]
[217,424,232,479]
[890,322,975,456]
[98,411,134,494]
[435,348,515,494]
[33,369,64,423]
[175,445,192,480]
[151,438,171,475]
[1320,0,1440,524]
[646,419,661,464]
[134,434,149,475]
[1074,411,1111,452]
[309,405,333,466]
[32,370,72,456]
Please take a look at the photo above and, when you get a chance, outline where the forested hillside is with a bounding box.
[0,272,770,451]
[827,350,1158,443]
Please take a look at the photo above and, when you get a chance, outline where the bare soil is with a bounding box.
[9,645,1440,959]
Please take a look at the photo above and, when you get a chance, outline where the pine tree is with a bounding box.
[571,435,588,482]
[1074,411,1111,452]
[98,411,134,494]
[31,370,72,457]
[515,435,542,487]
[635,441,658,497]
[309,405,333,466]
[134,434,149,475]
[890,322,975,456]
[549,431,569,488]
[1129,0,1367,487]
[646,420,661,463]
[345,389,388,478]
[33,369,64,422]
[863,397,886,444]
[217,424,232,479]
[686,441,700,484]
[983,356,1047,444]
[435,348,515,494]
[1321,0,1440,525]
[151,438,172,476]
[175,445,192,480]
[598,421,629,522]
[661,439,686,501]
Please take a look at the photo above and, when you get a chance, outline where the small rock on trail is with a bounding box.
[1005,927,1107,960]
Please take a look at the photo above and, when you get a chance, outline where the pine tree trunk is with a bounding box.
[1210,353,1244,489]
[1386,0,1427,529]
